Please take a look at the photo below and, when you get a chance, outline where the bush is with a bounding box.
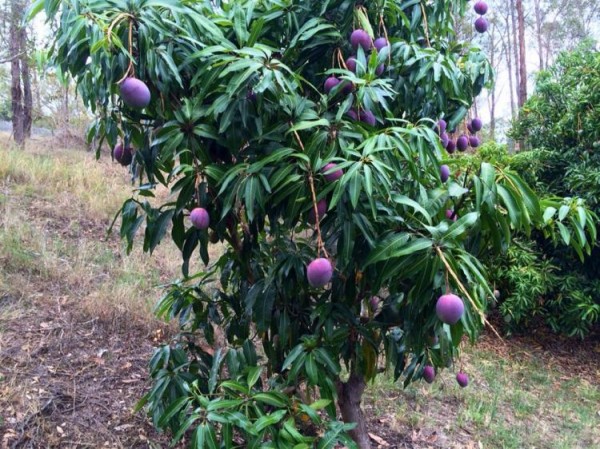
[459,140,599,338]
[508,41,600,337]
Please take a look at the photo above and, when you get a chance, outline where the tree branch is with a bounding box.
[0,51,25,64]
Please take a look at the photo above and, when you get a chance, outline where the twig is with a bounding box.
[419,3,431,47]
[10,397,55,449]
[290,126,328,258]
[115,17,136,84]
[0,52,25,64]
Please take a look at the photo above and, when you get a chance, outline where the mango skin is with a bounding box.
[456,372,469,388]
[423,365,436,383]
[436,293,464,324]
[350,29,372,51]
[120,77,151,109]
[190,207,210,230]
[113,143,133,166]
[307,258,333,288]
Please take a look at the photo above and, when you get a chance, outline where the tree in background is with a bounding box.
[506,42,600,337]
[33,1,595,447]
[2,0,32,145]
[8,0,33,145]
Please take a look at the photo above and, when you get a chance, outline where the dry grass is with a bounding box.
[0,134,130,219]
[0,132,186,328]
[0,134,191,447]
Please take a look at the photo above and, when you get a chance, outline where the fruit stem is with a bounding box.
[290,126,328,258]
[336,48,346,70]
[444,269,450,294]
[113,15,136,84]
[378,14,391,65]
[419,3,431,48]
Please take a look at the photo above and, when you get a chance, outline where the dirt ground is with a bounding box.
[0,296,172,449]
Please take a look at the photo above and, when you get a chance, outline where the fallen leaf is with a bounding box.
[368,433,390,446]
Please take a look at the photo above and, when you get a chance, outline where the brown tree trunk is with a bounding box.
[20,25,32,138]
[9,0,24,146]
[516,0,527,108]
[337,372,371,449]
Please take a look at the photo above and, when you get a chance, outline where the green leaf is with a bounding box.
[282,345,305,371]
[247,366,262,389]
[157,396,189,428]
[253,392,288,408]
[391,194,432,224]
[557,222,571,245]
[365,234,433,266]
[441,212,479,242]
[543,206,557,222]
[254,410,287,432]
[305,353,318,385]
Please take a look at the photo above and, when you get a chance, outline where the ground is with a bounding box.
[1,135,599,448]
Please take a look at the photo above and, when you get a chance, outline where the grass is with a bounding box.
[366,345,600,448]
[1,134,598,448]
[0,133,183,325]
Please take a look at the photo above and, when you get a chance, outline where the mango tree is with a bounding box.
[31,0,592,447]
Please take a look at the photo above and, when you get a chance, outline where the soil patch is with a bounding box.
[0,295,173,449]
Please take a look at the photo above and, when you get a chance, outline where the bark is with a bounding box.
[516,0,527,108]
[32,52,42,117]
[9,0,24,145]
[488,24,497,140]
[20,25,32,138]
[337,372,371,449]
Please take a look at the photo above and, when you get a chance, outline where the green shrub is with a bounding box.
[493,241,558,329]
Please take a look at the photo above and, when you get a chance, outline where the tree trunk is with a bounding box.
[20,25,32,138]
[337,372,371,449]
[516,0,527,108]
[489,26,497,141]
[503,12,516,121]
[510,0,520,106]
[533,0,544,71]
[9,0,24,146]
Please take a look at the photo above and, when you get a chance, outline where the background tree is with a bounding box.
[33,1,595,448]
[507,41,600,337]
[516,0,527,109]
[4,0,32,145]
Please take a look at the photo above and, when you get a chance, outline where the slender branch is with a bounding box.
[291,126,328,258]
[0,51,25,63]
[434,245,503,341]
[419,3,431,47]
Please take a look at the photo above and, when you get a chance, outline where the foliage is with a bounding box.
[32,0,595,447]
[492,240,600,339]
[508,42,600,337]
[462,141,599,337]
[511,41,600,206]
